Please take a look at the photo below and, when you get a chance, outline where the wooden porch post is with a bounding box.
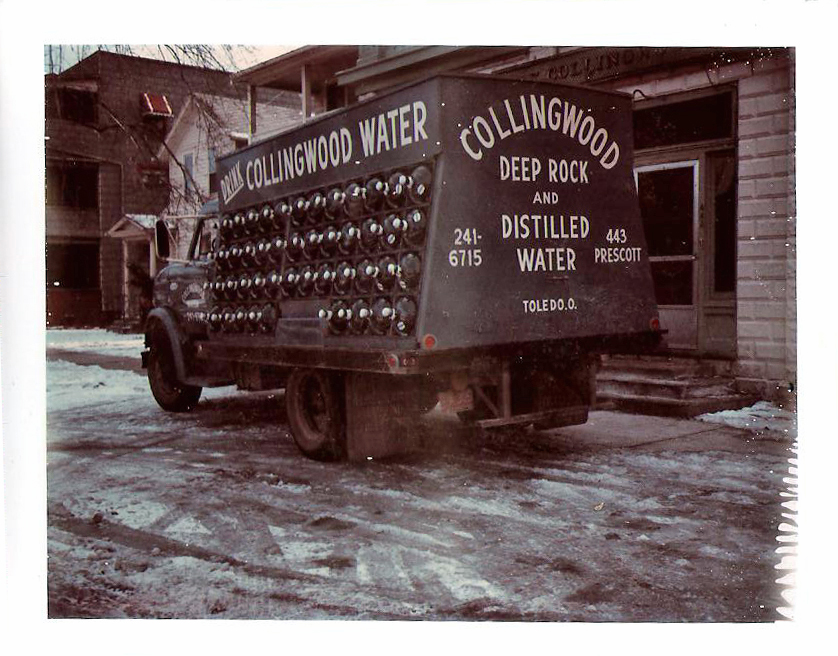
[122,240,130,320]
[301,64,312,122]
[248,84,257,136]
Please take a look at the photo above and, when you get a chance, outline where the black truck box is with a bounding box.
[208,74,659,364]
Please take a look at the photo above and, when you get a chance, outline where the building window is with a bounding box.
[208,148,217,195]
[230,132,250,150]
[46,242,100,289]
[634,91,734,150]
[46,87,99,125]
[46,162,98,208]
[183,153,194,196]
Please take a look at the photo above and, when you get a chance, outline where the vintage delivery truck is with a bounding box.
[144,74,661,461]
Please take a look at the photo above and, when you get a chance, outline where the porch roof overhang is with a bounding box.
[107,214,157,240]
[233,46,359,91]
[331,46,528,96]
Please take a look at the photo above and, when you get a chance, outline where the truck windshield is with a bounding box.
[189,217,218,261]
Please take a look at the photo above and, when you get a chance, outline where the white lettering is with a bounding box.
[245,160,254,190]
[359,117,376,157]
[456,94,622,170]
[460,128,482,161]
[399,104,412,145]
[317,135,329,169]
[340,127,353,163]
[413,101,428,142]
[489,107,511,141]
[473,116,494,149]
[328,131,341,166]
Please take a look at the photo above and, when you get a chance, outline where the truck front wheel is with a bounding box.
[286,369,346,461]
[147,326,202,412]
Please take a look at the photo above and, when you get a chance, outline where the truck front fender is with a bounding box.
[145,307,189,384]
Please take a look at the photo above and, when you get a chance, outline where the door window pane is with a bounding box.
[637,167,694,257]
[710,150,737,293]
[650,260,693,305]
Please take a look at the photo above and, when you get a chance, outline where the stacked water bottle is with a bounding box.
[207,163,433,337]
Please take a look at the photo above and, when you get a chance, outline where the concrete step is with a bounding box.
[600,354,735,378]
[596,354,748,417]
[595,390,758,418]
[597,371,736,400]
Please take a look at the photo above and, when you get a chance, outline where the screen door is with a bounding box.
[635,161,700,350]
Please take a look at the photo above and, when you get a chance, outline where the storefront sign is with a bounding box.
[509,47,729,84]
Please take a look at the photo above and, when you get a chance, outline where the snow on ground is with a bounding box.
[46,358,240,418]
[47,360,150,415]
[697,401,796,438]
[46,328,144,358]
[45,349,789,621]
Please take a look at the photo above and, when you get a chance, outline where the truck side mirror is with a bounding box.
[155,219,172,260]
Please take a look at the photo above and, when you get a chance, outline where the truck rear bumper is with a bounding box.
[475,405,588,430]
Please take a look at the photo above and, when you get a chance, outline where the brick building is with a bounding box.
[235,45,795,405]
[45,51,240,326]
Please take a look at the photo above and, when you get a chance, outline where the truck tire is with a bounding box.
[147,325,202,412]
[286,369,346,461]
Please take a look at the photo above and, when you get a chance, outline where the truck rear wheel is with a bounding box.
[286,369,346,461]
[147,326,202,412]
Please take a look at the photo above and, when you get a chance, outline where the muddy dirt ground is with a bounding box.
[45,359,791,621]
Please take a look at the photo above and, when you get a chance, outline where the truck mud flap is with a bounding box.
[344,372,425,462]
